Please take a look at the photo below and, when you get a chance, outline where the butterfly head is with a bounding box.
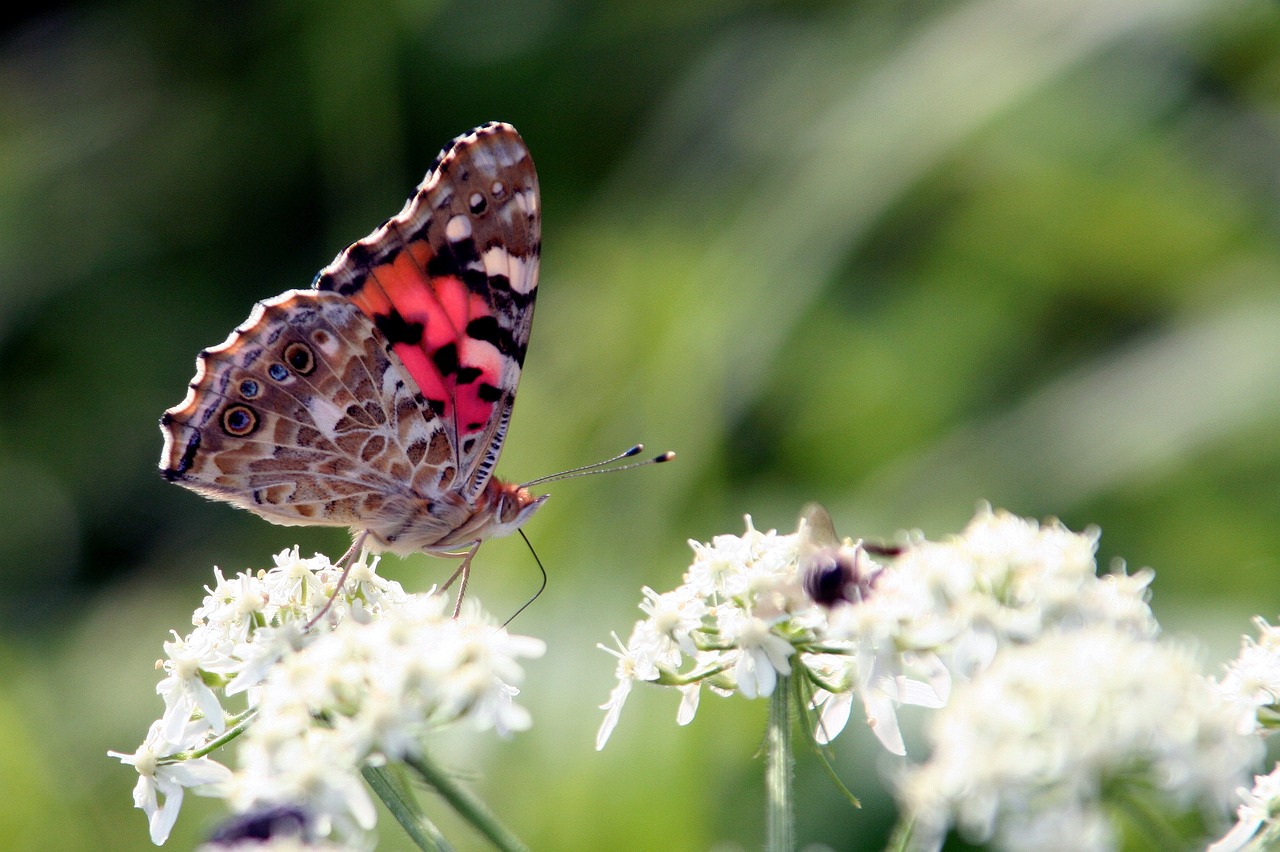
[482,479,549,541]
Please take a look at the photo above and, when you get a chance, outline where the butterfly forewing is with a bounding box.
[312,122,540,501]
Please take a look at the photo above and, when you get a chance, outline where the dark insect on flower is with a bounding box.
[205,803,314,846]
[798,503,897,607]
[803,549,863,607]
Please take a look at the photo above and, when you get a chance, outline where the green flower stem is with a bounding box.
[363,763,450,852]
[165,708,257,763]
[1104,783,1186,852]
[405,751,528,852]
[767,674,795,852]
[884,815,915,852]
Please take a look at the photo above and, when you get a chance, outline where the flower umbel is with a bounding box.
[1208,616,1280,851]
[597,504,1159,756]
[597,507,913,752]
[899,627,1260,852]
[111,547,544,846]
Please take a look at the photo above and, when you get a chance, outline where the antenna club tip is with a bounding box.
[623,444,644,458]
[654,451,676,463]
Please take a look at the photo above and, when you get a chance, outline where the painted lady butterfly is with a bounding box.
[160,123,546,600]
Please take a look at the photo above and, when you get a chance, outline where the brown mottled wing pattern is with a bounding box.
[159,290,469,542]
[312,122,540,503]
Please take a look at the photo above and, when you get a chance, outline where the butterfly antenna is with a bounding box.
[504,528,548,627]
[520,444,676,489]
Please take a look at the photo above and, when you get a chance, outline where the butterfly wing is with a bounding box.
[160,290,471,543]
[312,122,540,503]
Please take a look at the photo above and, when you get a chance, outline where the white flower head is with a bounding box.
[598,503,1166,765]
[596,506,928,751]
[899,627,1260,852]
[113,547,543,846]
[1212,615,1280,737]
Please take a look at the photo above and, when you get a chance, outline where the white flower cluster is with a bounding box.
[596,512,901,752]
[110,547,544,846]
[597,505,1159,757]
[1207,617,1280,851]
[901,627,1260,852]
[1212,616,1280,737]
[1210,765,1280,852]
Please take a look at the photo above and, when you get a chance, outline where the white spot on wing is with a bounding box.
[307,395,346,440]
[515,188,538,216]
[446,214,472,242]
[483,247,537,294]
[311,330,340,357]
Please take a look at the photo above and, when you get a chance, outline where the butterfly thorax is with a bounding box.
[365,477,548,556]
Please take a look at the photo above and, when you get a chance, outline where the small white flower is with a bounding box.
[717,608,794,699]
[598,510,919,750]
[158,629,232,739]
[109,719,232,845]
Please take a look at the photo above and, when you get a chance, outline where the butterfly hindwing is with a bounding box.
[312,122,540,502]
[159,290,465,542]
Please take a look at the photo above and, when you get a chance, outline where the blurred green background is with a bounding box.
[4,0,1280,848]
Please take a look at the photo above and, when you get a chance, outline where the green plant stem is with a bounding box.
[767,674,795,852]
[405,751,528,852]
[363,763,450,851]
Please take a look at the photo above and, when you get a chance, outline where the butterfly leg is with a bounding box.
[439,541,482,619]
[304,529,370,630]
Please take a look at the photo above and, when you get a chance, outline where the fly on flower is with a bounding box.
[798,503,895,608]
[596,507,936,756]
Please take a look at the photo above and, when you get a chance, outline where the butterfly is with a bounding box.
[160,122,546,604]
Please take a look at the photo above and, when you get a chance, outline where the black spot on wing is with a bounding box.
[426,237,490,294]
[432,342,458,376]
[162,424,201,480]
[465,316,518,359]
[426,237,478,275]
[486,278,535,314]
[374,309,425,346]
[345,240,380,271]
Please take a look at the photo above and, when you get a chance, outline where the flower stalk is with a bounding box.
[362,764,449,852]
[766,674,794,852]
[406,751,529,852]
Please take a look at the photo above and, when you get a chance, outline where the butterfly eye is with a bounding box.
[238,379,260,399]
[283,342,316,375]
[222,404,259,437]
